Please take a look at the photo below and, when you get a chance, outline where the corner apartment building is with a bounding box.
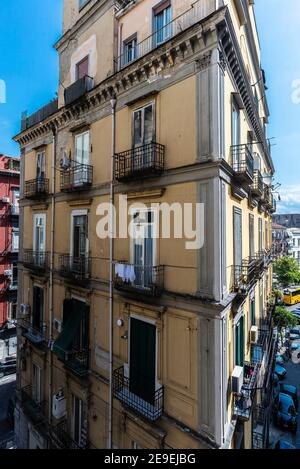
[14,0,276,450]
[272,223,292,260]
[286,228,300,266]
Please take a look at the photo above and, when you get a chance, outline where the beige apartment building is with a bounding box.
[14,0,277,450]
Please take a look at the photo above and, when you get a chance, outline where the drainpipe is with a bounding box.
[108,95,116,449]
[49,126,56,425]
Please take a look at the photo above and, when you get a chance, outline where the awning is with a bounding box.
[53,307,83,361]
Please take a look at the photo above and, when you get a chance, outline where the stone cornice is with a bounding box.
[14,7,226,146]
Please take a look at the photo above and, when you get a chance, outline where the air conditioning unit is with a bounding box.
[20,304,31,316]
[2,197,10,204]
[4,269,12,277]
[54,319,62,334]
[232,366,244,394]
[52,391,67,419]
[250,325,259,344]
[60,150,71,171]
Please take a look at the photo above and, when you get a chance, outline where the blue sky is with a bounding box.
[0,0,299,213]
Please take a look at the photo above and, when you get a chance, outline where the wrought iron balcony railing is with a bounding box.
[114,142,165,181]
[114,263,164,296]
[64,76,94,106]
[114,0,219,71]
[233,363,260,421]
[24,178,49,199]
[230,144,254,184]
[19,318,47,346]
[251,170,264,197]
[23,250,49,272]
[113,366,164,422]
[252,404,271,449]
[232,259,258,294]
[50,420,88,450]
[21,386,48,426]
[62,349,90,377]
[59,255,91,282]
[60,163,93,192]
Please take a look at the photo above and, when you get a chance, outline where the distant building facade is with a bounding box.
[271,223,292,259]
[0,155,20,359]
[287,228,300,266]
[272,214,300,229]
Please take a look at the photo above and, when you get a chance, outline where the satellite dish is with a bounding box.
[60,150,71,170]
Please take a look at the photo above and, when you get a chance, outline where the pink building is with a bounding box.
[0,155,20,327]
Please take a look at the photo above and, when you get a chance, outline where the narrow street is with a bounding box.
[0,373,16,449]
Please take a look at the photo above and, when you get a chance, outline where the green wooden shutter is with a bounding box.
[129,318,156,405]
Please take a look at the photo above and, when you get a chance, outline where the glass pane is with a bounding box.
[144,105,153,144]
[82,132,89,164]
[133,110,142,147]
[75,135,83,163]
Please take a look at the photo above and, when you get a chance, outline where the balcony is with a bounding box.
[233,363,260,421]
[230,144,254,184]
[232,259,258,294]
[24,178,49,199]
[23,250,49,274]
[252,404,271,449]
[59,255,91,284]
[64,76,94,106]
[61,349,90,378]
[20,319,47,346]
[113,366,164,422]
[114,142,165,182]
[251,170,264,198]
[21,99,58,131]
[60,163,93,192]
[114,0,219,71]
[21,386,48,426]
[114,263,164,296]
[50,420,88,449]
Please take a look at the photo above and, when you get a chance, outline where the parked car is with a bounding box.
[273,393,298,433]
[276,355,285,366]
[290,333,300,341]
[290,327,300,334]
[278,384,299,409]
[274,364,287,380]
[273,440,296,450]
[290,343,300,352]
[0,360,16,378]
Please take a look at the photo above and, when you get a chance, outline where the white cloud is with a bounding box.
[276,184,300,214]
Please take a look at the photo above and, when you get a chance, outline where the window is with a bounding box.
[12,188,20,214]
[79,0,90,11]
[133,103,155,148]
[76,56,89,80]
[71,213,88,260]
[132,210,155,288]
[250,298,256,327]
[32,286,44,332]
[129,317,156,405]
[32,364,42,403]
[71,395,87,447]
[235,316,244,367]
[233,208,242,267]
[258,218,263,252]
[34,214,46,264]
[153,1,171,45]
[75,131,90,165]
[36,151,46,179]
[9,302,17,321]
[249,214,254,258]
[11,262,18,289]
[265,220,268,249]
[123,34,137,65]
[231,99,240,149]
[11,230,19,253]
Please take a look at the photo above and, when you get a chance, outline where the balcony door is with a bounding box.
[129,317,156,405]
[132,210,155,288]
[132,104,155,172]
[71,213,88,274]
[36,151,46,192]
[231,99,240,167]
[71,395,87,447]
[33,214,46,266]
[233,208,242,274]
[32,286,44,332]
[235,316,244,367]
[153,1,171,46]
[32,364,42,403]
[74,132,90,186]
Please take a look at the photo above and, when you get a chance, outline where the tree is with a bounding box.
[273,256,300,287]
[272,288,283,305]
[273,306,298,344]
